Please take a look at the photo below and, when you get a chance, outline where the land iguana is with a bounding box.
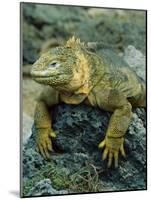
[31,36,146,168]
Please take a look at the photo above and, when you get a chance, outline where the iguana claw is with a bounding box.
[36,128,56,160]
[99,136,126,168]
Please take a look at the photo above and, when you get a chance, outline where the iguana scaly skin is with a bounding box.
[31,37,146,167]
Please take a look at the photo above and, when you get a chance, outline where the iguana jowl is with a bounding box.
[31,37,146,167]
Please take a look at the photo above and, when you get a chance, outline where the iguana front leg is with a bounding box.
[34,87,59,160]
[99,102,132,167]
[88,88,133,168]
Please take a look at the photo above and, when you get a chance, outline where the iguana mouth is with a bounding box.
[32,74,71,86]
[33,76,53,80]
[32,76,51,78]
[31,69,64,80]
[32,76,59,82]
[31,68,59,77]
[33,75,65,81]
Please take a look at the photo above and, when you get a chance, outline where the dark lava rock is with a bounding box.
[22,103,146,196]
[53,104,146,190]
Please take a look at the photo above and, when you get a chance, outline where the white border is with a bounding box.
[0,0,150,199]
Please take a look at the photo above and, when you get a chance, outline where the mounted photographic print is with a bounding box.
[20,2,147,198]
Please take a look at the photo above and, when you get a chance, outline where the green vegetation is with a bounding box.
[23,162,105,195]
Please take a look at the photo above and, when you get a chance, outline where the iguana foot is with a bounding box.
[36,128,56,160]
[98,136,126,168]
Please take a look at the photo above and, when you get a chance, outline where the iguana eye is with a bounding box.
[48,61,60,68]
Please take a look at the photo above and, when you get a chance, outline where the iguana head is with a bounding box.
[31,37,90,93]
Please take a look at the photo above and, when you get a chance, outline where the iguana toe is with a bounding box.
[108,151,113,168]
[99,136,125,168]
[36,128,55,160]
[49,131,56,138]
[120,143,126,158]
